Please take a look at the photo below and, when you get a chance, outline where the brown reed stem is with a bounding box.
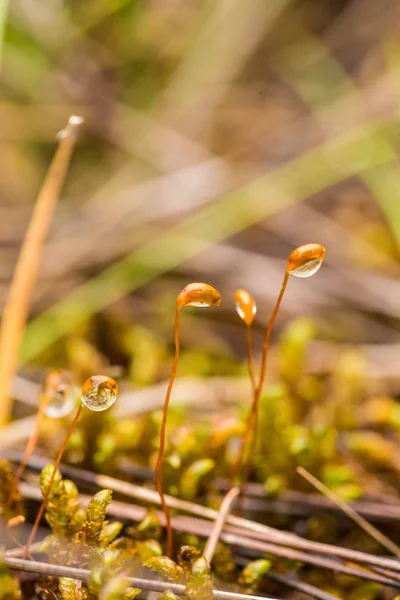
[0,115,83,429]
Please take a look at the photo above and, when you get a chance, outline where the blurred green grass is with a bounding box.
[20,116,395,363]
[2,0,400,367]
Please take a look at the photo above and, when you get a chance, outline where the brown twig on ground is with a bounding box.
[0,115,83,429]
[4,556,279,600]
[7,448,400,523]
[12,460,400,575]
[18,480,400,588]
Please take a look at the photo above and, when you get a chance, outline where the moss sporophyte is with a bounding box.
[230,244,326,488]
[155,282,221,559]
[23,375,118,558]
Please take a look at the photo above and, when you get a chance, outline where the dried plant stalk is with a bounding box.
[297,466,400,559]
[18,479,400,587]
[0,116,83,429]
[4,557,278,600]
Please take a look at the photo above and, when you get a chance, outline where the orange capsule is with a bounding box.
[177,282,221,308]
[235,289,257,325]
[287,243,326,278]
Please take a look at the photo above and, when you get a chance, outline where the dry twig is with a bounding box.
[18,480,400,589]
[4,556,279,600]
[203,486,240,563]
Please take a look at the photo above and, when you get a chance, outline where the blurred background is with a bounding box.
[5,3,400,597]
[2,1,400,419]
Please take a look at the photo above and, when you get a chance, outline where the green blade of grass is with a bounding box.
[274,28,400,249]
[0,0,8,68]
[20,119,395,364]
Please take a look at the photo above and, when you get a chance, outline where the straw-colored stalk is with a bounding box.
[0,115,83,428]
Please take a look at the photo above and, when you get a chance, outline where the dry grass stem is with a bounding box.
[297,466,400,559]
[13,463,400,575]
[18,480,400,587]
[0,115,83,429]
[4,556,279,600]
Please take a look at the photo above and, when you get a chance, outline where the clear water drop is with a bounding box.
[43,370,75,419]
[81,375,118,412]
[187,301,211,307]
[287,243,325,279]
[290,257,324,278]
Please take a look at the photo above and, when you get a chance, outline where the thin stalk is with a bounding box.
[155,304,180,559]
[230,271,289,485]
[256,269,290,404]
[0,115,83,429]
[203,486,240,563]
[297,466,400,559]
[245,323,256,391]
[229,323,257,488]
[23,402,83,558]
[5,398,49,512]
[241,324,258,488]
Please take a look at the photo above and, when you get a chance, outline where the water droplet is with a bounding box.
[43,370,75,419]
[287,243,325,278]
[177,282,221,308]
[235,289,256,325]
[81,375,118,412]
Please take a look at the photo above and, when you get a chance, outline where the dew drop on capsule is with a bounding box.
[287,243,326,278]
[81,375,118,412]
[235,289,257,325]
[44,370,75,419]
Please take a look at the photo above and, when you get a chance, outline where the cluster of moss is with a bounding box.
[87,318,387,503]
[4,316,400,598]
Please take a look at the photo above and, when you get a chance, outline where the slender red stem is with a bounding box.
[229,324,256,485]
[155,304,180,559]
[23,403,83,558]
[245,324,256,393]
[6,398,49,513]
[257,270,289,398]
[230,271,290,487]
